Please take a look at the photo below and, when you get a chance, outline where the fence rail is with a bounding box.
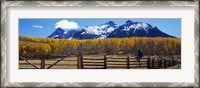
[19,54,180,69]
[19,44,180,69]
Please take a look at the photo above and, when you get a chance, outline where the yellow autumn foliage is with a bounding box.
[19,36,181,56]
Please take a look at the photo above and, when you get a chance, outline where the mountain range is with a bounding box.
[47,20,175,39]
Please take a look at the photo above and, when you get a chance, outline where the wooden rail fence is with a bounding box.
[19,54,180,69]
[19,44,180,69]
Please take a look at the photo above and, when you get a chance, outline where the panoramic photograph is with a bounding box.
[19,18,181,69]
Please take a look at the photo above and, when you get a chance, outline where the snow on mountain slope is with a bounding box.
[80,21,118,38]
[47,20,175,39]
[107,20,175,38]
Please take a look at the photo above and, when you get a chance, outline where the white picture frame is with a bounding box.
[1,0,199,87]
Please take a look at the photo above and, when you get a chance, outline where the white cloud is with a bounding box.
[32,25,43,29]
[55,20,79,29]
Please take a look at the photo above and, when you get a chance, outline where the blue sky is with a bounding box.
[19,18,181,38]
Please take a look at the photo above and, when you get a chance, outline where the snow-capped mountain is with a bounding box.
[47,28,66,38]
[47,20,175,39]
[107,20,175,38]
[72,21,118,39]
[82,21,117,38]
[48,21,118,39]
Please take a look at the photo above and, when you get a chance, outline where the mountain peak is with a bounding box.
[125,20,133,24]
[105,21,116,26]
[107,20,175,38]
[55,27,65,33]
[56,27,63,29]
[47,27,66,38]
[56,27,64,31]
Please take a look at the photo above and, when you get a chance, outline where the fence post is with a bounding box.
[80,43,84,69]
[77,53,80,69]
[168,60,171,67]
[172,58,175,66]
[158,59,162,68]
[40,54,43,69]
[175,59,177,65]
[147,57,151,69]
[27,53,29,59]
[41,53,45,69]
[177,59,181,67]
[127,56,130,69]
[77,45,80,69]
[152,58,155,69]
[176,59,178,65]
[80,56,83,69]
[104,55,107,69]
[164,59,167,68]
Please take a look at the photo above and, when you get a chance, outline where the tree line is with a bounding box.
[19,36,181,57]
